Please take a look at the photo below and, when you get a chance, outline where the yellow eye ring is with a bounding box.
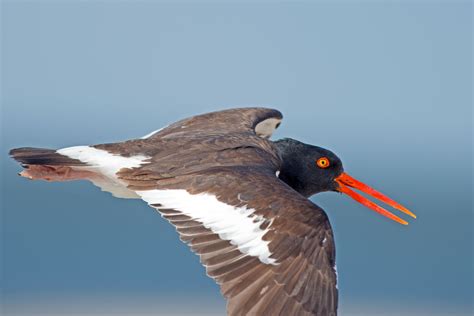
[316,157,330,168]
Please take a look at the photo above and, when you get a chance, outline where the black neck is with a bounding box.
[273,138,315,198]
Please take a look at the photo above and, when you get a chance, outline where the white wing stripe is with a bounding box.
[137,189,277,265]
[57,146,149,179]
[57,146,150,199]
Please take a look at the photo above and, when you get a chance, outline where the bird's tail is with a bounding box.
[10,147,90,181]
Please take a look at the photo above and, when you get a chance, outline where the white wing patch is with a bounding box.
[254,117,281,138]
[137,189,277,265]
[57,146,149,178]
[57,146,150,199]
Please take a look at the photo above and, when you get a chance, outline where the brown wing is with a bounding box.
[94,107,283,157]
[95,108,337,315]
[123,167,338,316]
[94,108,283,189]
[148,107,283,140]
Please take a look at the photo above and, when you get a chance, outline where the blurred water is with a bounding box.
[1,1,472,315]
[2,296,471,316]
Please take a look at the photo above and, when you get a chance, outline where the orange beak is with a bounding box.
[335,172,416,225]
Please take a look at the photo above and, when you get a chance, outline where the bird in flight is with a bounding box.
[10,108,415,316]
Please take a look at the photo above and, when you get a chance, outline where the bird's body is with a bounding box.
[10,107,414,316]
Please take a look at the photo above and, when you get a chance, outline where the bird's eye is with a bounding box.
[316,157,330,168]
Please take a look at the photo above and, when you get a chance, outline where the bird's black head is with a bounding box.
[274,138,416,225]
[274,138,344,197]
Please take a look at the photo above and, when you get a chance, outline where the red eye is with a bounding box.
[316,157,330,168]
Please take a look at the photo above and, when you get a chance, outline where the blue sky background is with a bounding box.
[1,1,472,315]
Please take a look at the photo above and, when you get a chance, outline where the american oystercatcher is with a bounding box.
[10,108,414,316]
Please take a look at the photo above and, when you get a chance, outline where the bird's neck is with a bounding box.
[273,138,315,198]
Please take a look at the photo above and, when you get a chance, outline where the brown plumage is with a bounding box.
[10,107,413,315]
[98,108,337,315]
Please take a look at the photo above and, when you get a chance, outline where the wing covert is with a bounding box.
[148,107,283,140]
